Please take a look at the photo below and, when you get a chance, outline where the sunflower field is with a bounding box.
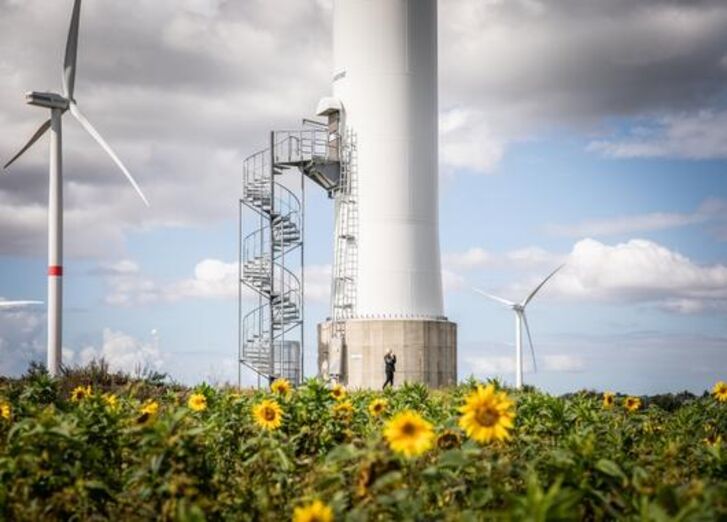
[1,363,726,521]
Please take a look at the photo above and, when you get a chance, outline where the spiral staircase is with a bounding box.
[239,126,344,384]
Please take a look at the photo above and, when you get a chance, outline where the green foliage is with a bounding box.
[0,364,726,520]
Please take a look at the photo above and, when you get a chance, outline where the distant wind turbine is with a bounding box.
[2,0,149,376]
[473,265,564,389]
[0,301,43,310]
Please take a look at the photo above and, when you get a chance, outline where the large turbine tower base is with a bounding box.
[318,319,457,389]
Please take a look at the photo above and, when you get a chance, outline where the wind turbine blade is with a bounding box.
[3,119,52,170]
[69,102,150,207]
[63,0,82,99]
[522,312,537,373]
[473,288,515,308]
[0,300,44,309]
[521,264,565,307]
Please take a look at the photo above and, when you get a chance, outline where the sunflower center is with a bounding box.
[475,406,500,427]
[401,421,418,436]
[263,407,277,421]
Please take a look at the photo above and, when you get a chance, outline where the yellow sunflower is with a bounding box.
[436,429,461,450]
[383,410,435,458]
[253,399,283,431]
[333,400,354,420]
[135,400,159,425]
[0,401,11,420]
[292,499,333,522]
[140,400,159,415]
[624,396,641,412]
[102,393,119,410]
[330,384,346,401]
[368,398,388,417]
[271,378,292,396]
[704,433,722,448]
[458,384,515,443]
[187,393,207,412]
[602,392,615,409]
[70,385,92,402]
[712,381,727,403]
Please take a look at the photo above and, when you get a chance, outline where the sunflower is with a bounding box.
[330,384,346,401]
[458,384,515,443]
[252,399,283,431]
[624,396,641,412]
[102,393,119,410]
[436,429,461,450]
[188,393,207,412]
[70,385,92,402]
[271,378,292,396]
[602,392,615,409]
[135,400,159,425]
[292,499,333,522]
[704,433,722,448]
[333,400,354,420]
[383,410,435,457]
[712,381,727,403]
[140,400,159,416]
[368,398,388,417]
[0,402,11,420]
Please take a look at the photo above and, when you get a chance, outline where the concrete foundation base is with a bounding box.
[318,319,457,389]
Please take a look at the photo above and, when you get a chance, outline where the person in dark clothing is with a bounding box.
[383,350,397,389]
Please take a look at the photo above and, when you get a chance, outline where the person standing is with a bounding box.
[383,349,397,389]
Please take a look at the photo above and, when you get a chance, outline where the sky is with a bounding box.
[0,0,726,394]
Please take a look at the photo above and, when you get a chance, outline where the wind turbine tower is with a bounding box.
[474,266,564,389]
[3,0,148,376]
[238,0,456,388]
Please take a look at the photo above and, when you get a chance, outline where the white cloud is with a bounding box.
[440,108,505,174]
[443,246,563,272]
[464,353,584,376]
[443,247,493,270]
[68,328,164,374]
[542,354,585,372]
[589,110,727,160]
[547,211,706,238]
[0,304,44,375]
[450,236,727,313]
[102,257,337,306]
[547,238,727,310]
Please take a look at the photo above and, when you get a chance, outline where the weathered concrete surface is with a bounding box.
[318,319,457,389]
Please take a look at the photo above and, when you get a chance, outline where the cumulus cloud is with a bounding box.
[547,238,727,311]
[440,0,727,171]
[0,304,45,375]
[444,246,564,272]
[449,237,727,313]
[101,257,337,306]
[0,0,331,258]
[1,0,726,258]
[71,328,165,375]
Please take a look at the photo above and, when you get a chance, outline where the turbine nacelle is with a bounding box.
[25,91,69,111]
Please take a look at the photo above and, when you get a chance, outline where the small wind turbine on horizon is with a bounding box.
[2,0,149,376]
[0,300,44,310]
[473,265,564,390]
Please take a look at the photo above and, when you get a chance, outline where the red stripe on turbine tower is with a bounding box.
[48,266,63,276]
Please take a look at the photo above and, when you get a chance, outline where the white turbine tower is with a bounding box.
[3,0,149,376]
[473,265,564,390]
